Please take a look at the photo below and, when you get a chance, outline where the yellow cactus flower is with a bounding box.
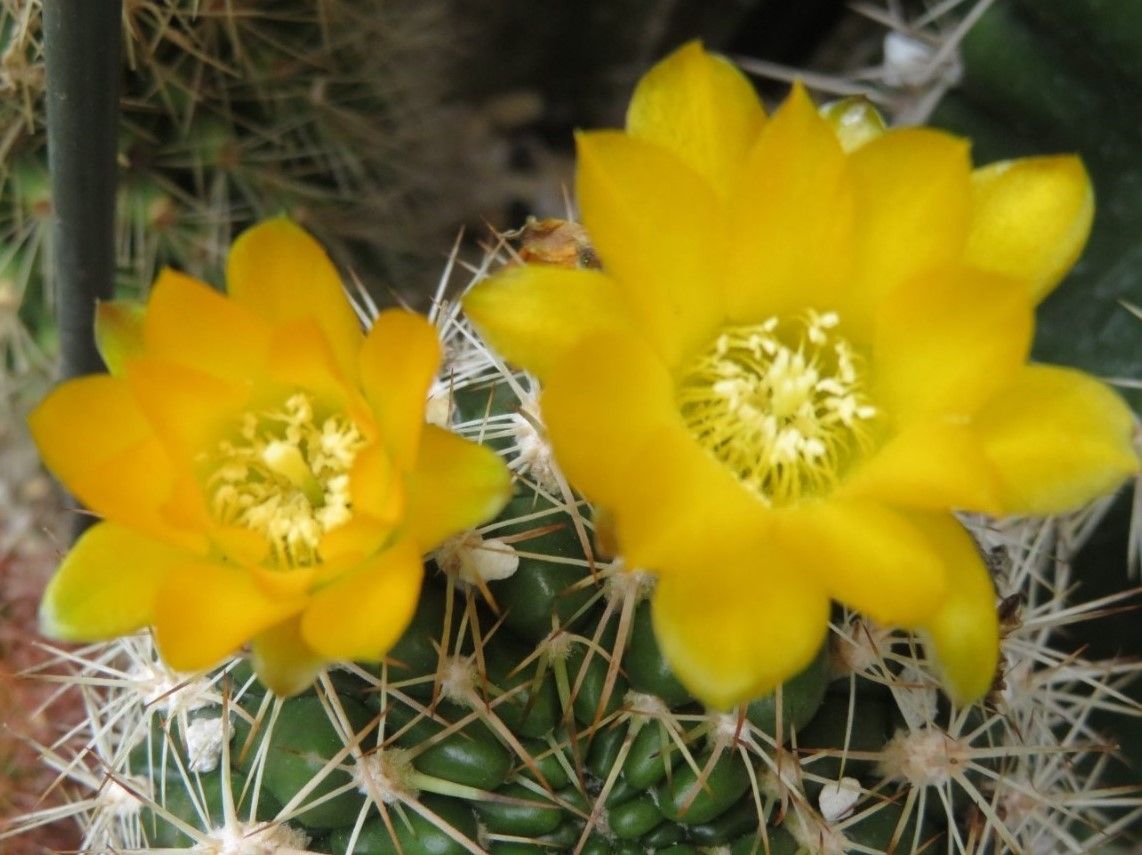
[31,219,511,695]
[464,42,1139,710]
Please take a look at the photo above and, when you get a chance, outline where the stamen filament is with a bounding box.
[678,312,877,506]
[205,393,367,568]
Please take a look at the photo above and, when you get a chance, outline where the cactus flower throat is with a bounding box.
[678,312,878,506]
[207,392,367,568]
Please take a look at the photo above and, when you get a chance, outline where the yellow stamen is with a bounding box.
[678,312,877,505]
[206,393,367,567]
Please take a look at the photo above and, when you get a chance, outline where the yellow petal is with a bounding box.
[39,522,185,641]
[909,513,999,705]
[126,357,249,457]
[266,319,373,432]
[652,558,829,710]
[839,421,1003,514]
[30,375,150,485]
[404,425,512,551]
[349,443,404,525]
[726,83,854,325]
[100,439,208,553]
[143,268,272,382]
[154,561,306,672]
[358,309,440,468]
[463,266,634,381]
[612,423,767,575]
[250,564,318,601]
[94,299,146,377]
[966,156,1094,303]
[873,267,1032,424]
[847,128,972,329]
[301,538,422,661]
[576,130,725,368]
[774,500,947,626]
[318,514,394,567]
[541,332,676,510]
[251,617,327,697]
[973,365,1139,515]
[29,376,203,549]
[209,523,271,566]
[626,40,765,198]
[226,218,362,380]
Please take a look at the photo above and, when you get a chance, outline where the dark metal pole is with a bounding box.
[41,0,123,537]
[42,0,122,382]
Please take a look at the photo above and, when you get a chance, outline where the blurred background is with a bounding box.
[1,1,1138,850]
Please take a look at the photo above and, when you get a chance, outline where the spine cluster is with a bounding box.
[7,245,1139,854]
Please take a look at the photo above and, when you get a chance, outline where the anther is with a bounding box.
[206,393,366,568]
[677,313,877,505]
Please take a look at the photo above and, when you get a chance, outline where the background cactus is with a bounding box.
[0,0,463,340]
[3,1,1141,853]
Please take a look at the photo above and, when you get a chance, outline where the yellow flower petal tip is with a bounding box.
[464,43,1124,709]
[975,365,1139,516]
[94,299,146,376]
[252,619,328,697]
[38,522,182,642]
[32,220,511,696]
[226,216,364,378]
[652,568,830,711]
[967,155,1094,303]
[913,514,1001,706]
[626,40,765,197]
[462,265,632,381]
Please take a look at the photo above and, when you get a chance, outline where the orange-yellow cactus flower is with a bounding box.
[31,219,511,695]
[464,42,1139,710]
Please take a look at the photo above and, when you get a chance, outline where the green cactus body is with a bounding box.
[30,296,1129,855]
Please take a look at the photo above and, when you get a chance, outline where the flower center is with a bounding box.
[677,311,877,506]
[206,393,366,567]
